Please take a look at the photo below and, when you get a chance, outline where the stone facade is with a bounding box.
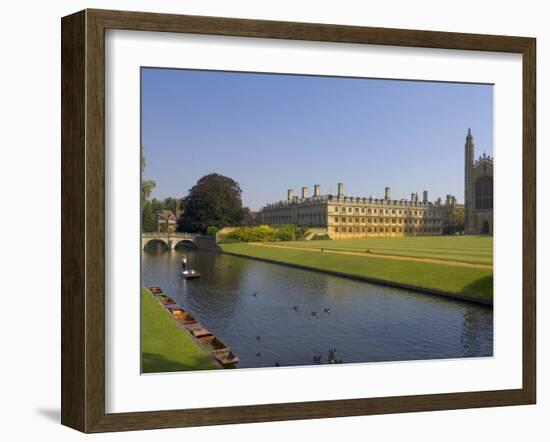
[260,185,462,239]
[260,129,489,238]
[464,129,494,234]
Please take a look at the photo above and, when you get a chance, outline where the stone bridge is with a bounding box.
[141,232,199,250]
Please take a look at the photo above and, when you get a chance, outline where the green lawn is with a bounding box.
[221,241,493,303]
[141,287,219,373]
[280,235,493,265]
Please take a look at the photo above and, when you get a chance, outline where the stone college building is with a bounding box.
[259,130,492,238]
[464,128,494,234]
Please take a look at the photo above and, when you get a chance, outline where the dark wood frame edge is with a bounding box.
[61,9,536,433]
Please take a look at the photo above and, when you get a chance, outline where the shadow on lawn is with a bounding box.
[141,352,215,374]
[462,275,493,299]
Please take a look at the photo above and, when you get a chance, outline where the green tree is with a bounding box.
[225,225,277,242]
[141,146,157,207]
[178,173,244,233]
[206,226,219,236]
[141,147,156,229]
[163,197,179,213]
[274,224,296,241]
[240,207,258,226]
[150,198,163,214]
[141,201,156,232]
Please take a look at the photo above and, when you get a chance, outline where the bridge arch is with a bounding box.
[174,239,198,250]
[141,232,199,252]
[142,238,170,253]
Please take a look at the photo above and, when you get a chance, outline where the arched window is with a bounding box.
[475,176,493,209]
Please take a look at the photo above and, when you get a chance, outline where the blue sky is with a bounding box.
[141,68,493,211]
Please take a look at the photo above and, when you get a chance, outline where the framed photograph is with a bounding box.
[61,9,536,433]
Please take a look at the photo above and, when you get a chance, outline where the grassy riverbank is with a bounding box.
[141,288,219,373]
[220,237,493,304]
[276,235,493,265]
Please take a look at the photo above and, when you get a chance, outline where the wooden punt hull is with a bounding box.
[169,307,198,325]
[159,297,177,306]
[183,322,212,338]
[190,328,212,338]
[210,347,239,366]
[198,336,240,366]
[147,286,239,367]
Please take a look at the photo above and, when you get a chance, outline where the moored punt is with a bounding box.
[210,347,240,367]
[197,335,228,350]
[190,327,213,338]
[184,322,213,338]
[163,302,180,310]
[159,297,177,305]
[169,307,198,325]
[197,336,240,366]
[146,285,239,368]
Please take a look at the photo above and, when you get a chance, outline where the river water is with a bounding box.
[142,248,493,369]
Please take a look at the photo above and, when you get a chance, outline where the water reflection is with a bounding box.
[142,248,493,369]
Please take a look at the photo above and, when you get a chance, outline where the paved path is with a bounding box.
[250,243,493,270]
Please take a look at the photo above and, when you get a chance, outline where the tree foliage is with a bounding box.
[141,201,156,232]
[206,226,219,236]
[178,173,245,233]
[141,147,156,232]
[241,207,258,226]
[224,225,277,242]
[140,147,156,207]
[150,197,180,214]
[221,224,303,242]
[142,197,181,233]
[274,224,296,241]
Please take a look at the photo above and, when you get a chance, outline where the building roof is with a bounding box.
[157,210,177,221]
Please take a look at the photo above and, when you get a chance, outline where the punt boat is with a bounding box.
[158,297,177,306]
[182,269,201,279]
[169,307,198,325]
[197,335,240,366]
[183,322,212,338]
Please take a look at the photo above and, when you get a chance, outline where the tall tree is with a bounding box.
[241,207,258,226]
[163,197,179,213]
[178,173,244,233]
[141,147,156,233]
[141,201,156,232]
[140,147,156,208]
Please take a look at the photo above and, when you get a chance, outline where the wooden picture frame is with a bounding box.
[61,9,536,433]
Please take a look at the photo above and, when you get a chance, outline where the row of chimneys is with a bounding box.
[288,183,326,200]
[287,183,433,203]
[442,194,457,205]
[408,190,429,204]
